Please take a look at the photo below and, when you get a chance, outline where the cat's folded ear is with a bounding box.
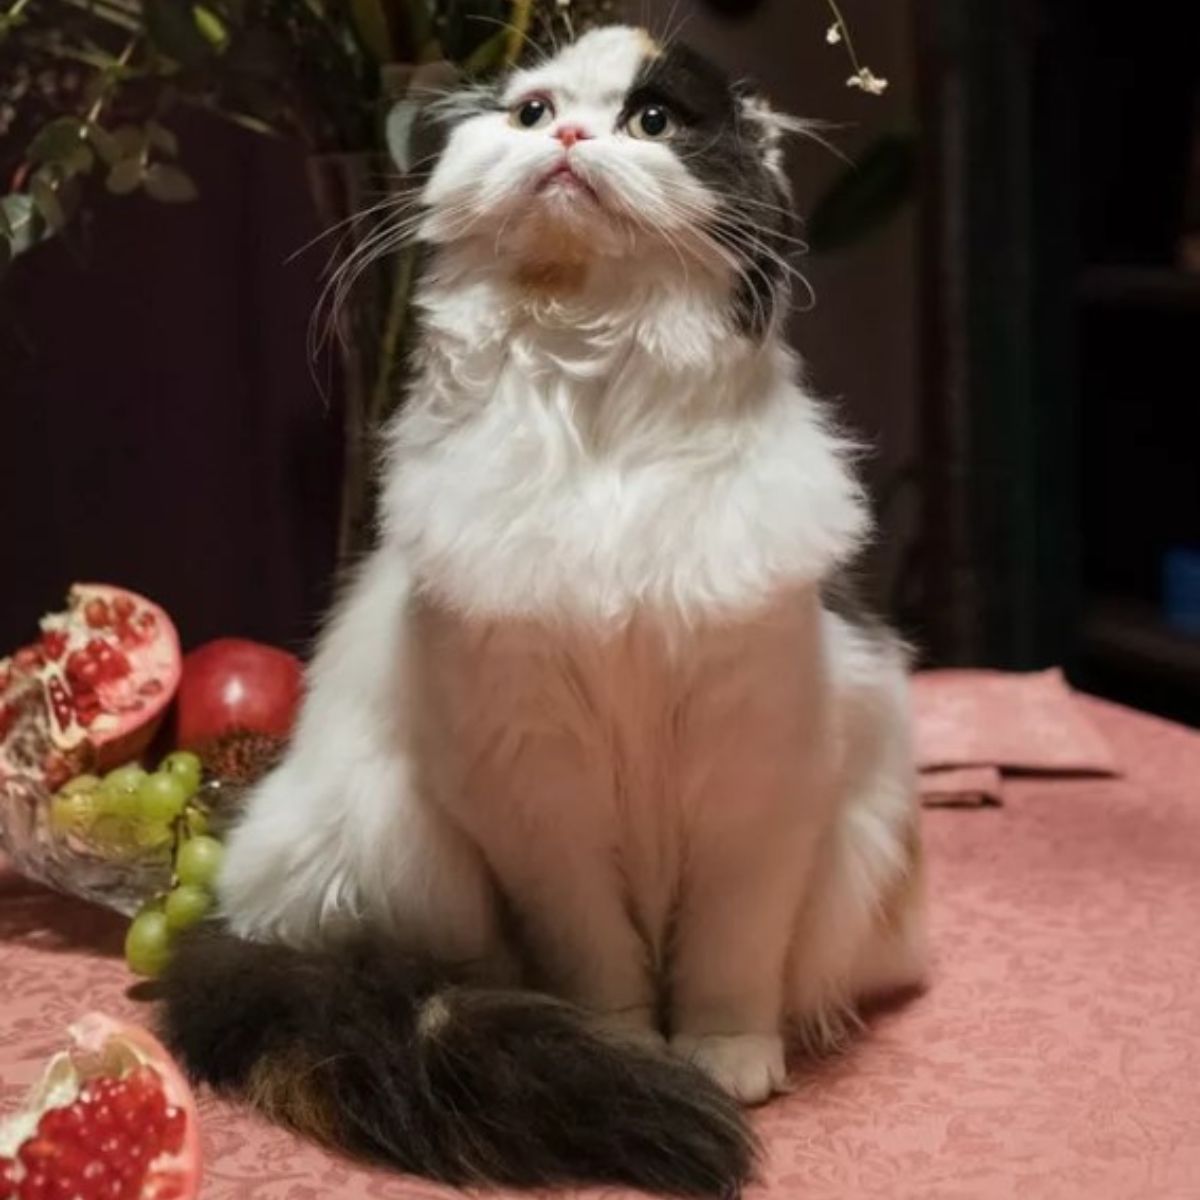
[733,80,825,186]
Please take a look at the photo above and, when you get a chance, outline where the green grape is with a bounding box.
[95,789,138,822]
[136,772,190,823]
[124,907,171,977]
[134,821,173,851]
[60,773,102,796]
[164,884,212,932]
[103,762,148,793]
[99,764,147,818]
[160,751,203,797]
[49,789,101,838]
[184,805,210,837]
[175,835,224,888]
[81,764,148,855]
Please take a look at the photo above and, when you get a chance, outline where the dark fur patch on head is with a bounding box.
[626,46,797,337]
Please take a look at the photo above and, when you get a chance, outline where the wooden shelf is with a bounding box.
[1080,599,1200,684]
[1077,266,1200,312]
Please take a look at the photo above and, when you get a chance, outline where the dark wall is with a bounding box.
[0,113,341,656]
[2,0,920,657]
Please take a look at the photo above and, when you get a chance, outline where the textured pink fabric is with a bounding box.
[2,693,1199,1198]
[913,668,1118,774]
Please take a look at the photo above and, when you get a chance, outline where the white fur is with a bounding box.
[220,26,926,1104]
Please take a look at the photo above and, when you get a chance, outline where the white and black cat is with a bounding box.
[162,26,926,1196]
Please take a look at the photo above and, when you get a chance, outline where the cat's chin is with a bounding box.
[536,164,602,205]
[498,204,627,288]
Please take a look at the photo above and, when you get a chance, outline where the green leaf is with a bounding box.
[1,195,37,255]
[86,124,123,166]
[192,4,230,50]
[106,159,145,195]
[217,109,279,137]
[30,177,66,232]
[143,163,198,203]
[348,0,393,62]
[808,132,918,254]
[27,117,85,166]
[111,125,149,161]
[145,0,212,69]
[63,143,96,177]
[146,120,179,156]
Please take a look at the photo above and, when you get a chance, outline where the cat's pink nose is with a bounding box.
[554,124,592,148]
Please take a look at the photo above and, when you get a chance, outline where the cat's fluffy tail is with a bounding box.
[160,926,757,1196]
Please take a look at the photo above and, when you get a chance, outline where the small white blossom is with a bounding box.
[846,67,888,95]
[826,22,842,44]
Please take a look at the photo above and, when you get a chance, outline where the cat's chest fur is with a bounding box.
[381,300,869,627]
[408,591,825,964]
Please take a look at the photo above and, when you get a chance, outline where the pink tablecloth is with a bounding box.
[2,695,1199,1199]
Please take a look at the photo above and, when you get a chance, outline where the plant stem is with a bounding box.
[504,0,534,66]
[823,0,863,75]
[367,243,416,436]
[406,0,435,62]
[59,0,142,33]
[85,33,139,126]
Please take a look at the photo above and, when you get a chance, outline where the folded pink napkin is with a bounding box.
[911,668,1118,806]
[918,764,1005,807]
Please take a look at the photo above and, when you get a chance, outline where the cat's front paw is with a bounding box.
[670,1032,789,1105]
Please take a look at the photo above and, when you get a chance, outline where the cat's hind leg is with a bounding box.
[784,612,928,1052]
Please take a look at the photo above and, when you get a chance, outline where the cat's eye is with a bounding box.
[510,95,555,130]
[626,103,676,141]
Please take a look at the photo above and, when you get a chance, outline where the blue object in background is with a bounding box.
[1164,547,1200,637]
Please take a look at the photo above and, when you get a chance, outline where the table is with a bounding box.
[2,695,1198,1199]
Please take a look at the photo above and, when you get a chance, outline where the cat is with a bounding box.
[162,25,926,1197]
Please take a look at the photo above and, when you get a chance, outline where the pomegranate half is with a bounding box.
[0,585,180,791]
[0,1012,201,1200]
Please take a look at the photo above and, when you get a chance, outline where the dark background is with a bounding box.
[2,0,1198,724]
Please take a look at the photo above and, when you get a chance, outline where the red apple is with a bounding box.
[175,638,303,750]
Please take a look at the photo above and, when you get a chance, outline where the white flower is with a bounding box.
[826,22,842,44]
[846,67,888,95]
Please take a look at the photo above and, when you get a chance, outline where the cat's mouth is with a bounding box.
[536,161,601,205]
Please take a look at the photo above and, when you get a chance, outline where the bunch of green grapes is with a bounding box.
[119,751,224,977]
[50,752,209,855]
[50,752,224,977]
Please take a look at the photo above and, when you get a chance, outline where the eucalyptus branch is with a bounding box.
[58,0,142,33]
[85,30,138,125]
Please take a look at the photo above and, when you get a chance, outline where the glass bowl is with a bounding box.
[0,775,245,917]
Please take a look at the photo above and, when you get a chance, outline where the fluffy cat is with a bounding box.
[162,25,926,1196]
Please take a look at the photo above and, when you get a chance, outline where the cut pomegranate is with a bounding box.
[0,1012,201,1200]
[0,585,181,792]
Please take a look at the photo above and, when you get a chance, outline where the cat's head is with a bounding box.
[415,26,800,336]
